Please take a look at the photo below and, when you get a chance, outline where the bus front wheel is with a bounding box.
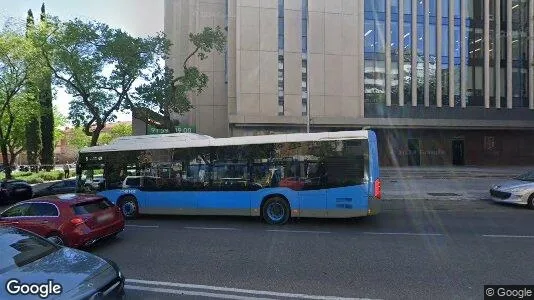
[118,195,139,219]
[262,197,290,225]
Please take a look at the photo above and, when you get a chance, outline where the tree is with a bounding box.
[0,29,42,178]
[40,19,163,146]
[7,95,40,166]
[99,122,132,145]
[38,3,55,168]
[53,106,67,148]
[132,26,226,133]
[24,8,42,167]
[68,127,91,150]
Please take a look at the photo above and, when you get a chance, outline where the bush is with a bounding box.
[24,176,44,184]
[38,170,64,181]
[16,172,33,177]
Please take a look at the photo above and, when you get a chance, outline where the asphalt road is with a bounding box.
[83,198,534,300]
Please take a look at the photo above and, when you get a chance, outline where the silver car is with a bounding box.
[490,171,534,209]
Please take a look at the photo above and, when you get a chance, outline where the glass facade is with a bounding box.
[364,0,530,112]
[364,1,386,104]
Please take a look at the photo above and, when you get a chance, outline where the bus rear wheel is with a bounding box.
[119,196,139,219]
[262,197,290,225]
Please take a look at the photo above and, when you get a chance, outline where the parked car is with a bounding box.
[0,226,125,299]
[0,194,125,248]
[32,179,78,198]
[490,171,534,209]
[0,180,33,205]
[85,175,105,190]
[122,176,160,189]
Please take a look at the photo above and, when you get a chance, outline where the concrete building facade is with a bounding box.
[140,0,534,166]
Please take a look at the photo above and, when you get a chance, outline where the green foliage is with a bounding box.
[0,169,64,183]
[0,26,44,178]
[53,106,67,147]
[69,127,91,150]
[132,26,226,133]
[38,18,163,146]
[99,123,132,145]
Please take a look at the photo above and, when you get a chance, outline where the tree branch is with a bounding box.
[83,117,96,137]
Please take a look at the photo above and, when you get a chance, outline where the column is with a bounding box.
[483,0,490,108]
[411,0,417,106]
[495,0,501,108]
[460,0,467,107]
[530,0,534,109]
[424,0,429,106]
[507,0,512,108]
[398,0,405,106]
[385,0,392,106]
[436,0,442,107]
[448,0,454,107]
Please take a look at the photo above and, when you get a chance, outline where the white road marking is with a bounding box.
[184,227,240,231]
[363,232,444,236]
[266,229,331,234]
[482,234,534,239]
[126,279,380,300]
[125,224,160,228]
[126,285,275,300]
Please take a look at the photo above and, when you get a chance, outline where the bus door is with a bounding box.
[298,161,326,217]
[195,162,251,216]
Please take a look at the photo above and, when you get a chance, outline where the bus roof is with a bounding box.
[79,130,370,154]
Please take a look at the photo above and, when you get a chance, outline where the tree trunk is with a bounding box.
[90,127,103,146]
[40,73,54,167]
[25,119,41,169]
[1,144,11,179]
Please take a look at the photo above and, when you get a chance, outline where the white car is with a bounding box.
[122,176,159,189]
[490,171,534,209]
[85,175,105,189]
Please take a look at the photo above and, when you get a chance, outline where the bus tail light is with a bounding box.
[374,179,382,199]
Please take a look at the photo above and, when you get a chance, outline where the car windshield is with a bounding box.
[514,171,534,182]
[0,228,59,274]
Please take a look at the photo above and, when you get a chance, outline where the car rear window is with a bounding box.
[72,198,113,215]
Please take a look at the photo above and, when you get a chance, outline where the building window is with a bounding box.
[301,0,308,116]
[278,0,285,116]
[364,1,387,105]
[224,0,228,84]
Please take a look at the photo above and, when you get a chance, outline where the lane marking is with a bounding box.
[184,227,240,231]
[126,279,380,300]
[363,232,444,236]
[126,285,275,300]
[125,225,160,228]
[482,234,534,239]
[266,229,331,234]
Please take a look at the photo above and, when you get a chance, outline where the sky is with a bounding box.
[0,0,164,122]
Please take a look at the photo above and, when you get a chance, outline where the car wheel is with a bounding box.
[528,194,534,210]
[262,196,290,225]
[119,195,139,219]
[47,235,65,246]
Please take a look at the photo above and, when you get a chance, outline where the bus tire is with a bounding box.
[261,196,290,225]
[527,194,534,210]
[118,195,139,219]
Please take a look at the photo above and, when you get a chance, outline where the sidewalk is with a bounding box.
[381,165,534,179]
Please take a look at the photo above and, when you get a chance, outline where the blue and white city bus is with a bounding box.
[77,130,381,224]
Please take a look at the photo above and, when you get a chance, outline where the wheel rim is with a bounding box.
[267,202,285,222]
[122,201,136,217]
[48,236,63,245]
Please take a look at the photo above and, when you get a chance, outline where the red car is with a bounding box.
[0,194,124,248]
